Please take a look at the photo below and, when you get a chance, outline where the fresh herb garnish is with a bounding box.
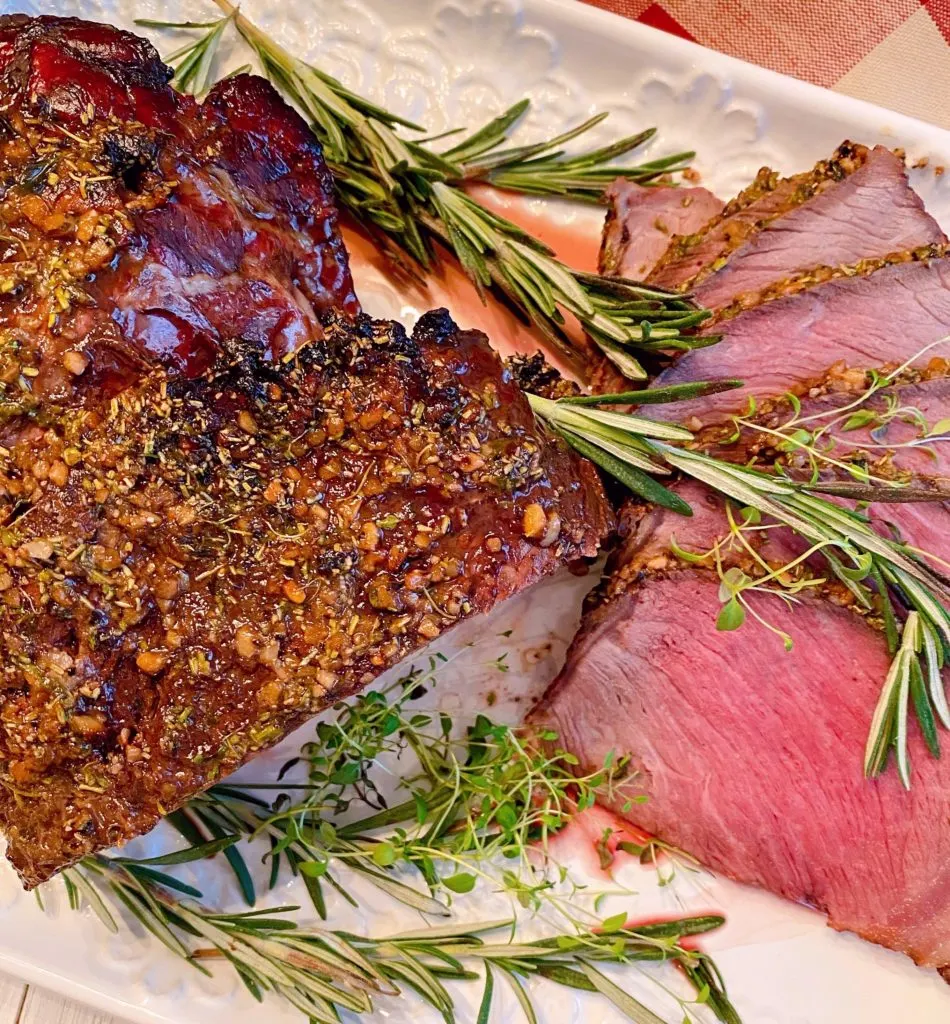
[136,8,710,381]
[172,660,630,917]
[63,853,737,1024]
[53,661,740,1024]
[136,15,235,94]
[529,389,950,788]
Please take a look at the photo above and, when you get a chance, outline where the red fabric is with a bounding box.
[922,0,950,43]
[579,0,950,127]
[637,3,695,41]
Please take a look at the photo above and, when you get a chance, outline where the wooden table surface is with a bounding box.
[0,973,120,1024]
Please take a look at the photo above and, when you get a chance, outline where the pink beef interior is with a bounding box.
[647,254,950,427]
[600,180,723,280]
[692,147,946,310]
[647,167,833,291]
[536,568,950,968]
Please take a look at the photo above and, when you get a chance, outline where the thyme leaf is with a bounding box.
[53,659,739,1023]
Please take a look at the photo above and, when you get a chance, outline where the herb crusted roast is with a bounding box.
[648,142,945,304]
[533,143,950,970]
[0,16,612,885]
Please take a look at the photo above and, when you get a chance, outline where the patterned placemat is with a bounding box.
[581,0,950,128]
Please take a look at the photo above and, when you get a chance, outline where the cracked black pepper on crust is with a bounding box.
[0,308,611,886]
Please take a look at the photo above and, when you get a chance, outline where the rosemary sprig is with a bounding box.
[64,658,740,1022]
[137,16,234,94]
[447,104,693,200]
[63,854,737,1024]
[137,9,711,380]
[529,391,950,788]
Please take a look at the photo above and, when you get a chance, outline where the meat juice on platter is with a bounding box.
[3,8,950,1022]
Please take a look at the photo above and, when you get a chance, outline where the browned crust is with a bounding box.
[0,310,612,886]
[649,141,870,291]
[598,186,627,277]
[694,361,950,482]
[705,242,950,327]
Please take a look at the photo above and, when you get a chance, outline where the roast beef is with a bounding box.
[699,371,950,570]
[644,247,950,427]
[0,308,612,887]
[0,14,357,407]
[596,143,943,396]
[559,124,950,974]
[687,146,945,310]
[699,372,950,482]
[648,142,874,292]
[0,16,613,886]
[533,560,950,969]
[533,484,950,969]
[599,180,724,280]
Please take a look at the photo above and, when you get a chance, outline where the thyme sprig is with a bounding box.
[670,500,830,651]
[62,854,737,1024]
[529,390,950,787]
[721,347,950,496]
[137,9,710,380]
[171,660,631,920]
[53,666,741,1023]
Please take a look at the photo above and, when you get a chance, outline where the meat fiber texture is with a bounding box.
[532,484,950,969]
[646,142,945,295]
[598,179,724,280]
[688,145,946,310]
[551,141,950,970]
[595,142,943,397]
[0,17,614,886]
[534,561,950,969]
[646,247,950,427]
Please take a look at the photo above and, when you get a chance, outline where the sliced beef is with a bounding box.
[533,564,950,969]
[700,376,950,479]
[689,146,946,310]
[648,143,870,292]
[0,15,357,407]
[699,373,950,483]
[693,369,950,567]
[644,247,950,427]
[871,499,950,572]
[534,409,950,968]
[599,180,723,280]
[0,309,612,886]
[602,477,799,579]
[563,125,950,975]
[596,143,943,397]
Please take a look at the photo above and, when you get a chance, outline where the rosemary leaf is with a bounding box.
[561,379,744,406]
[476,962,494,1024]
[150,5,712,382]
[528,391,950,786]
[560,428,693,515]
[114,834,238,866]
[580,963,668,1024]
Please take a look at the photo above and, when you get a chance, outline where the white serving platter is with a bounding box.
[2,1,950,1022]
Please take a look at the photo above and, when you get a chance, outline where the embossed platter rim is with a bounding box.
[1,1,950,1023]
